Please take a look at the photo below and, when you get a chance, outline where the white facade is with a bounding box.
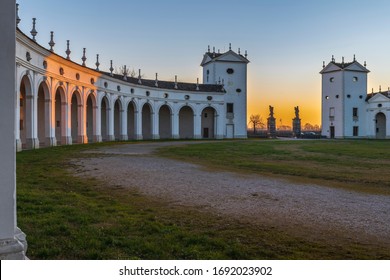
[14,28,249,151]
[321,57,390,139]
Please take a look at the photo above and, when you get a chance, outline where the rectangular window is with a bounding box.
[353,107,358,117]
[329,107,335,117]
[227,103,234,113]
[353,126,359,136]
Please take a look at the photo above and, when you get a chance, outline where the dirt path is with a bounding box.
[73,142,390,246]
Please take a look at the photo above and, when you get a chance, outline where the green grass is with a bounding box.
[17,140,390,259]
[157,139,390,195]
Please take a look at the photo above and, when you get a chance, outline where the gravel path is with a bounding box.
[74,142,390,246]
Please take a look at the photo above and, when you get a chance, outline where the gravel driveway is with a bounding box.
[74,142,390,246]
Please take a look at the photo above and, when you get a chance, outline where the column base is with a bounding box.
[152,134,160,140]
[106,135,115,141]
[172,134,180,139]
[0,237,26,260]
[78,135,87,144]
[61,136,72,145]
[135,134,143,140]
[45,137,57,147]
[93,135,102,143]
[26,138,39,149]
[194,134,202,139]
[120,135,128,141]
[16,139,22,152]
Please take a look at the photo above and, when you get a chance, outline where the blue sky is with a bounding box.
[17,0,390,125]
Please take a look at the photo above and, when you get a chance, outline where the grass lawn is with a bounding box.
[17,140,390,259]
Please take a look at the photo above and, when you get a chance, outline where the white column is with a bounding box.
[78,103,86,144]
[26,91,39,149]
[120,108,128,141]
[45,95,56,146]
[107,105,115,141]
[152,111,159,140]
[62,87,71,145]
[0,0,27,259]
[93,104,101,142]
[15,67,22,151]
[135,109,143,140]
[172,112,179,139]
[194,113,202,139]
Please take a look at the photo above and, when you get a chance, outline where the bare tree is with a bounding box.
[114,66,139,78]
[249,114,264,134]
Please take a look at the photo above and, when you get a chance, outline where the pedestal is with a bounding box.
[293,118,301,138]
[267,117,276,138]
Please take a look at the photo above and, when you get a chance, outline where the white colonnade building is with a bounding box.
[15,11,249,151]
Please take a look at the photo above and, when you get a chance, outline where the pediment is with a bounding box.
[367,93,390,103]
[200,54,212,66]
[320,63,341,73]
[216,51,248,63]
[344,61,369,73]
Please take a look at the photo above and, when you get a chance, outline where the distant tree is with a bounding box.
[114,66,140,78]
[249,114,264,133]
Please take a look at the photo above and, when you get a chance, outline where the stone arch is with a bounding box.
[101,96,110,141]
[19,75,34,149]
[70,90,82,143]
[114,98,123,140]
[159,104,172,139]
[127,100,136,140]
[85,92,96,142]
[179,105,194,139]
[37,81,50,146]
[142,102,153,140]
[201,106,216,139]
[54,86,66,145]
[376,112,386,139]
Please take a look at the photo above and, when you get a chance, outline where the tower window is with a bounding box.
[227,68,234,74]
[353,107,358,117]
[227,103,234,113]
[330,77,334,82]
[353,76,358,82]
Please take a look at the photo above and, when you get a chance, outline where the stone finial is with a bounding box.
[174,75,178,89]
[208,45,210,52]
[155,73,158,87]
[229,43,232,51]
[213,47,215,57]
[95,54,100,71]
[138,69,142,84]
[238,48,241,55]
[16,3,21,26]
[331,55,335,62]
[48,31,55,51]
[109,60,114,76]
[323,61,325,68]
[81,48,87,66]
[379,85,382,93]
[123,65,127,81]
[30,18,37,41]
[245,50,248,58]
[353,54,356,62]
[196,78,199,91]
[65,40,71,60]
[364,61,367,67]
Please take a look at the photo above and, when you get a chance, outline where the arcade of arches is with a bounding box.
[17,75,219,150]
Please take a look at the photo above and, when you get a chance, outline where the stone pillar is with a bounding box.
[152,111,160,140]
[135,110,143,140]
[61,101,72,145]
[120,108,128,141]
[172,112,179,139]
[107,106,115,141]
[194,113,202,139]
[292,118,301,138]
[0,0,27,259]
[45,97,56,146]
[94,105,102,143]
[77,104,87,144]
[267,117,276,138]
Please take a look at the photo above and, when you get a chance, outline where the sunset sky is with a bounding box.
[17,0,390,127]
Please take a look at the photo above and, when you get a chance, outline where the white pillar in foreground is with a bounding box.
[0,1,27,259]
